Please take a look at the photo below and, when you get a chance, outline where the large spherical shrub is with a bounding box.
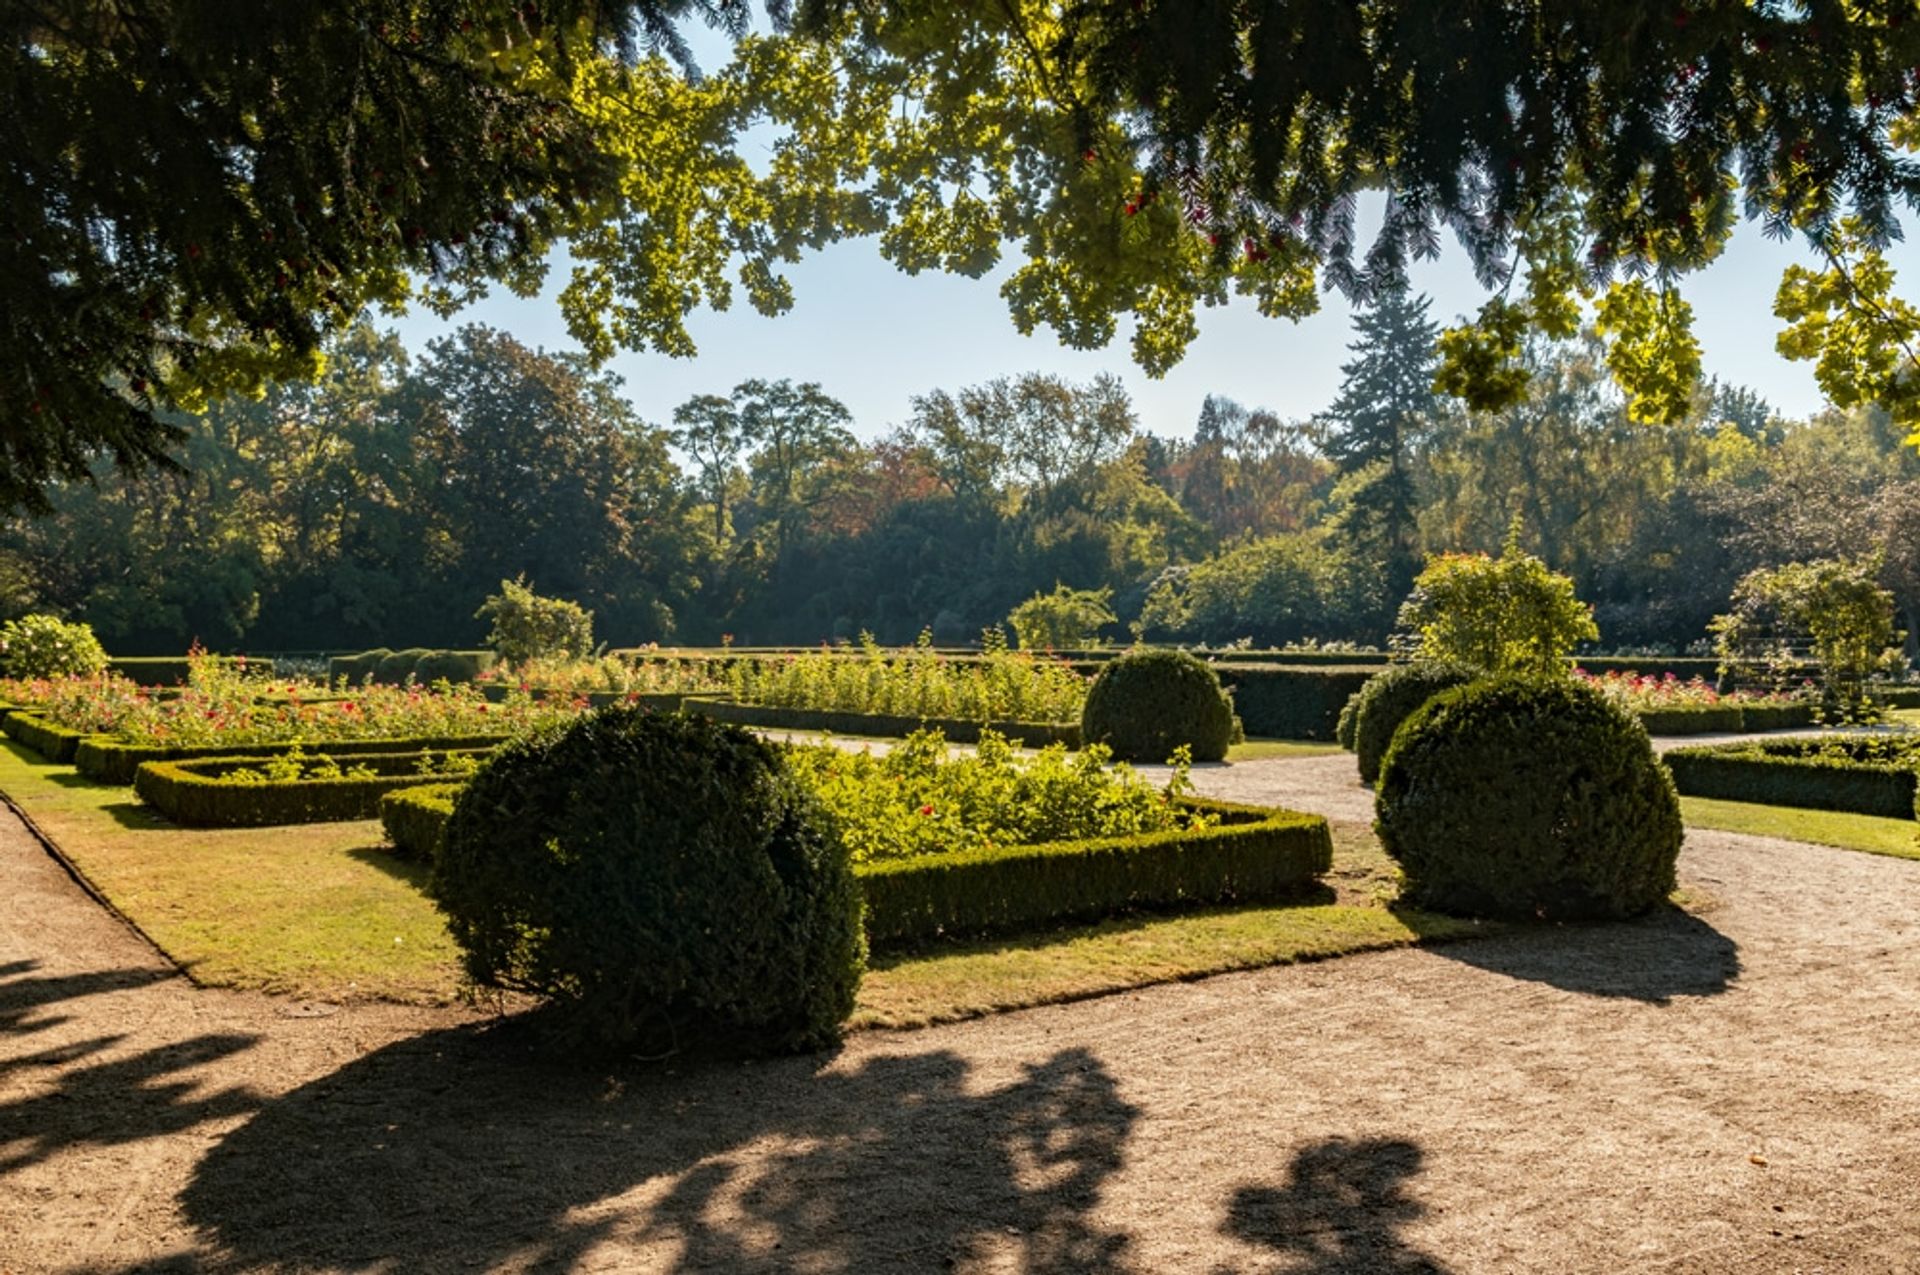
[1079,649,1236,762]
[1350,660,1479,785]
[430,706,865,1054]
[1374,676,1682,922]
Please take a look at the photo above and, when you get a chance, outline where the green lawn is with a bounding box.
[1680,794,1920,862]
[1226,738,1344,761]
[0,740,1483,1028]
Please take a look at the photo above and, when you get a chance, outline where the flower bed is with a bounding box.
[383,726,1332,947]
[684,698,1079,748]
[1664,736,1920,818]
[135,749,491,827]
[726,633,1088,724]
[1575,669,1813,735]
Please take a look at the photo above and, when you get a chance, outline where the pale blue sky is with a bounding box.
[388,218,1915,442]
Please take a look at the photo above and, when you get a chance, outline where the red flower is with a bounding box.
[918,804,934,816]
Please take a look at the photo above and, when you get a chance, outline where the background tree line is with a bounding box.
[6,306,1917,657]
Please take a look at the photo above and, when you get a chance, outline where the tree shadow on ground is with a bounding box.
[98,799,171,831]
[176,1026,1141,1273]
[0,958,171,1038]
[1221,1137,1449,1274]
[1409,905,1739,1003]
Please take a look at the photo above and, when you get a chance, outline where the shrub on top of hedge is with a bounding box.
[1349,660,1479,785]
[430,707,865,1055]
[0,614,108,679]
[1080,649,1237,762]
[1375,675,1682,922]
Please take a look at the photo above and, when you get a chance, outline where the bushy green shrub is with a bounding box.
[1395,526,1598,675]
[1349,660,1479,784]
[0,614,108,679]
[1375,676,1682,921]
[1007,585,1117,650]
[329,649,390,684]
[1080,649,1237,762]
[372,648,431,684]
[431,707,865,1054]
[1335,696,1360,750]
[412,649,497,684]
[476,575,594,668]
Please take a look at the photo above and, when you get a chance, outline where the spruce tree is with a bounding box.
[1319,290,1439,617]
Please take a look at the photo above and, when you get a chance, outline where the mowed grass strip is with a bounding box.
[0,741,465,1003]
[1225,738,1344,762]
[853,902,1485,1030]
[0,741,1486,1027]
[1680,794,1920,862]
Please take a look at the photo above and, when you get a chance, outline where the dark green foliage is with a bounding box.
[430,707,866,1055]
[1215,665,1378,740]
[327,650,391,684]
[75,732,509,786]
[372,648,432,684]
[108,656,272,687]
[859,798,1331,949]
[371,785,1332,950]
[1349,661,1479,785]
[1375,677,1682,922]
[1080,649,1236,762]
[1634,704,1745,735]
[381,783,463,861]
[1664,737,1920,819]
[1334,696,1360,750]
[2,713,89,763]
[689,698,1080,748]
[134,751,491,827]
[410,650,498,684]
[1734,702,1819,732]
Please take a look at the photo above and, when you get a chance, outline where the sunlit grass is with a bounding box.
[1681,795,1920,862]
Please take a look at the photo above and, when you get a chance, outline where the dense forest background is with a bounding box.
[8,295,1918,657]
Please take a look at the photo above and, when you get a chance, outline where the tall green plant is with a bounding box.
[1395,525,1597,675]
[475,576,594,669]
[1711,558,1900,714]
[1008,584,1117,651]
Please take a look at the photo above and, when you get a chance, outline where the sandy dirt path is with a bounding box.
[3,755,1919,1274]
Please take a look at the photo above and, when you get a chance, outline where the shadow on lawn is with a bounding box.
[179,1028,1142,1273]
[344,843,432,893]
[1224,1137,1451,1273]
[1414,904,1739,1003]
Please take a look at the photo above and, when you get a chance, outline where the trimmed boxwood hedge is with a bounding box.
[3,713,90,762]
[858,797,1331,948]
[107,655,273,686]
[686,698,1081,748]
[1214,665,1380,740]
[384,787,1331,950]
[75,732,511,786]
[1663,737,1920,818]
[135,750,493,827]
[380,782,462,860]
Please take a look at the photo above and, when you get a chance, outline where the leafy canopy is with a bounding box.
[1395,524,1599,675]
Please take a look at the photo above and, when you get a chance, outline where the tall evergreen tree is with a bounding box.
[1318,290,1439,617]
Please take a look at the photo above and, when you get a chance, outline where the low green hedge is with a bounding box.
[685,699,1081,748]
[135,751,492,827]
[1664,737,1920,818]
[1213,665,1379,740]
[859,797,1331,948]
[75,732,511,786]
[383,788,1330,948]
[380,782,462,860]
[3,713,90,762]
[1634,704,1747,735]
[106,656,272,686]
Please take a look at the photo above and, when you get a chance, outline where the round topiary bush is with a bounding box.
[1079,649,1237,762]
[373,647,430,684]
[430,706,865,1055]
[1350,660,1480,785]
[1335,694,1361,751]
[1374,676,1682,922]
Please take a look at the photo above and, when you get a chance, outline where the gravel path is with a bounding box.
[4,753,1920,1273]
